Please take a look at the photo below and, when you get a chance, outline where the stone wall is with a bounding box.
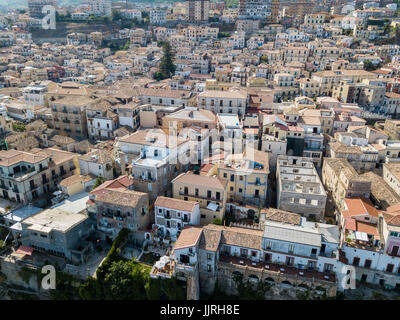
[214,261,337,299]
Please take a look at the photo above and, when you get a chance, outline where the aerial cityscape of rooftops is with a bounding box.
[1,0,400,303]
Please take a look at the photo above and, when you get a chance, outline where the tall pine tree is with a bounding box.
[155,41,176,80]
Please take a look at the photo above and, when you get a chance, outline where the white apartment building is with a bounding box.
[383,163,400,196]
[217,113,243,154]
[120,9,142,20]
[79,149,114,180]
[154,196,200,241]
[150,8,167,25]
[87,0,112,17]
[198,89,248,116]
[114,129,190,201]
[276,156,327,220]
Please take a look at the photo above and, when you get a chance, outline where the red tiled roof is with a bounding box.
[356,221,379,237]
[343,197,379,218]
[16,246,34,256]
[174,226,202,250]
[345,218,357,231]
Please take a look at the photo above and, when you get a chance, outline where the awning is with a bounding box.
[355,231,368,242]
[16,245,34,256]
[207,202,219,211]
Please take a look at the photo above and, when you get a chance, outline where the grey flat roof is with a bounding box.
[5,205,43,223]
[51,191,89,214]
[23,208,88,233]
[318,223,340,244]
[263,220,321,247]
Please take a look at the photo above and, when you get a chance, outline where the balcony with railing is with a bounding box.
[219,254,336,283]
[178,191,222,203]
[101,211,125,221]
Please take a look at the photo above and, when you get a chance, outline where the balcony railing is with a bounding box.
[219,254,336,283]
[179,191,222,202]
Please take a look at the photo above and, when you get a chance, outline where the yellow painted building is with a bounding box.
[172,172,228,225]
[216,149,269,207]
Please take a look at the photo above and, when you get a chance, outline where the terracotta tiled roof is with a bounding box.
[356,221,379,237]
[172,172,228,190]
[174,226,203,250]
[93,188,147,207]
[199,227,222,252]
[265,208,301,225]
[90,175,133,193]
[343,197,379,218]
[155,196,198,213]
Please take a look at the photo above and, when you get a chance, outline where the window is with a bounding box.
[364,259,372,268]
[266,241,272,250]
[387,264,394,273]
[288,244,295,254]
[207,253,212,260]
[207,264,212,272]
[324,263,333,273]
[223,246,230,255]
[353,257,360,266]
[311,248,317,257]
[286,256,294,266]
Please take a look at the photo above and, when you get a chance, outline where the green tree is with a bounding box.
[260,56,269,63]
[155,41,176,80]
[218,32,230,39]
[112,10,122,21]
[12,123,25,132]
[363,60,376,71]
[161,277,186,300]
[79,276,103,300]
[103,260,137,299]
[92,176,105,190]
[212,218,222,225]
[145,277,162,300]
[153,71,165,81]
[142,11,149,20]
